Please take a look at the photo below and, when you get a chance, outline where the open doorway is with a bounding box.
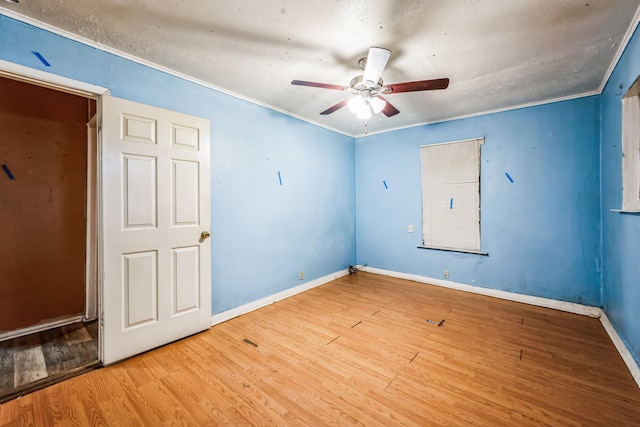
[0,76,100,401]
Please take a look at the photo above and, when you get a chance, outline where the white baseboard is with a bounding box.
[0,315,84,342]
[598,309,640,389]
[361,266,640,389]
[211,268,350,325]
[362,266,601,317]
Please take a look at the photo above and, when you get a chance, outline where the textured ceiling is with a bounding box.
[2,0,639,136]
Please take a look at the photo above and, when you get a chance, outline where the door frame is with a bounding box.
[0,60,109,343]
[85,113,99,320]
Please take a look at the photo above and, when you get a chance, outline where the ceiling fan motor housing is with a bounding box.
[349,75,384,95]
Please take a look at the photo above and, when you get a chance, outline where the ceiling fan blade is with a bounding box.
[377,96,400,117]
[382,78,450,94]
[362,47,391,85]
[291,80,347,91]
[320,99,348,115]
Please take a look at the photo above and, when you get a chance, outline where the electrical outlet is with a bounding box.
[408,224,414,233]
[299,272,304,280]
[444,270,449,279]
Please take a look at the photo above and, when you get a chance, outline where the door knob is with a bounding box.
[200,231,210,240]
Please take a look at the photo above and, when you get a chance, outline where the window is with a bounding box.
[419,137,484,254]
[622,75,640,211]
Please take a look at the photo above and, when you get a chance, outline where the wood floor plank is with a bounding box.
[1,272,639,425]
[41,338,77,376]
[61,325,92,345]
[43,380,91,427]
[0,347,14,391]
[70,340,98,367]
[13,347,48,387]
[97,393,146,426]
[0,390,55,427]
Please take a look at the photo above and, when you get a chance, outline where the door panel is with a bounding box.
[123,250,158,328]
[123,154,157,228]
[101,95,211,364]
[171,124,200,149]
[172,246,201,314]
[173,160,200,226]
[122,114,156,144]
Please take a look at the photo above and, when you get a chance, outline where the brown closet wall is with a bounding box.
[0,77,91,331]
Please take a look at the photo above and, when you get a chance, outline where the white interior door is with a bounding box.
[101,95,211,365]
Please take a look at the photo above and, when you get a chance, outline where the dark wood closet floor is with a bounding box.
[0,321,99,402]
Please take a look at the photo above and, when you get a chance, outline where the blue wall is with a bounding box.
[600,25,640,366]
[2,14,639,367]
[0,16,356,314]
[356,97,602,306]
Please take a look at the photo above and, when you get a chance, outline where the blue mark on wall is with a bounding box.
[505,172,514,183]
[277,170,283,186]
[2,164,14,180]
[383,180,388,189]
[449,198,453,209]
[31,51,50,66]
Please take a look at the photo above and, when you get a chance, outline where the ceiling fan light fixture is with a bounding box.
[348,96,365,113]
[356,105,372,120]
[370,97,386,114]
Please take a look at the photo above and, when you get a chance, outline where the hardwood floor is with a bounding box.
[0,321,99,403]
[1,272,639,426]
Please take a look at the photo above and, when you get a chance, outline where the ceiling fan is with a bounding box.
[291,47,449,119]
